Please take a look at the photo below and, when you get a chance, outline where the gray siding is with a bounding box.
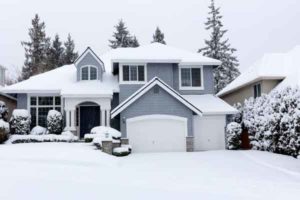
[120,85,194,138]
[17,93,27,109]
[76,52,104,81]
[118,63,215,103]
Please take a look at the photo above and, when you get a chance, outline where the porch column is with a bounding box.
[101,109,106,126]
[64,109,70,130]
[64,109,76,131]
[106,109,111,127]
[70,109,76,131]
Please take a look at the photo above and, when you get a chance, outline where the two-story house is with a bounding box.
[3,43,237,152]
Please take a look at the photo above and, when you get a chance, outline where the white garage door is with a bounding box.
[193,115,226,151]
[127,115,187,152]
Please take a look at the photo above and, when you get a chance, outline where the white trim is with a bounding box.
[111,77,202,118]
[79,65,99,81]
[119,63,147,84]
[179,65,204,90]
[75,48,105,72]
[127,114,188,137]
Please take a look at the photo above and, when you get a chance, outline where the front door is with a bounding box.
[80,106,100,138]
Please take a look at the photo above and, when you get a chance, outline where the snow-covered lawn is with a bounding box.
[0,143,299,200]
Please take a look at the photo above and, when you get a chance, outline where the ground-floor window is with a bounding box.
[30,96,61,128]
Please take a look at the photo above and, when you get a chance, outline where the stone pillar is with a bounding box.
[186,136,194,152]
[106,109,111,127]
[121,138,129,145]
[102,140,113,155]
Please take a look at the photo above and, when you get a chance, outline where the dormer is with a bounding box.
[74,47,105,81]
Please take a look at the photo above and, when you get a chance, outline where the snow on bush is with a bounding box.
[47,110,63,134]
[226,122,242,150]
[10,109,31,135]
[0,119,10,143]
[30,126,47,135]
[0,101,9,121]
[113,145,132,157]
[7,131,78,144]
[84,126,121,143]
[240,87,300,158]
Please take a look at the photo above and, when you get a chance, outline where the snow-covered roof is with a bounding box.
[2,65,119,96]
[217,46,300,97]
[183,95,238,115]
[101,43,221,72]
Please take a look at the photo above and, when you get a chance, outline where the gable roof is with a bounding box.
[111,77,203,118]
[217,46,300,97]
[75,47,105,72]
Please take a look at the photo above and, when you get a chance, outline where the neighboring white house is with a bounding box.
[218,46,300,105]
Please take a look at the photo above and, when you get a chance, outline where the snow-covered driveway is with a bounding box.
[0,143,299,200]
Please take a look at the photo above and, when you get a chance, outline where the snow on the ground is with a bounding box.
[0,143,299,200]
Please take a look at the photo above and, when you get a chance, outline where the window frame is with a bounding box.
[28,95,62,128]
[179,65,204,90]
[119,64,147,84]
[80,65,98,81]
[253,83,261,98]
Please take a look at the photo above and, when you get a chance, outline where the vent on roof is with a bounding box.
[153,86,159,94]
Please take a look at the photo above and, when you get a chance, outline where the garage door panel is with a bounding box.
[193,115,226,151]
[127,115,187,152]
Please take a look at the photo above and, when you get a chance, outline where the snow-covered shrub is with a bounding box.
[47,110,63,134]
[239,87,300,158]
[113,145,132,157]
[7,131,78,144]
[30,126,47,135]
[0,119,10,143]
[0,101,9,121]
[10,109,31,135]
[226,122,242,150]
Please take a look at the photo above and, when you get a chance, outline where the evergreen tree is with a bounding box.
[62,34,78,64]
[151,27,166,44]
[129,36,140,47]
[109,19,139,48]
[21,14,50,80]
[199,0,240,93]
[47,34,65,70]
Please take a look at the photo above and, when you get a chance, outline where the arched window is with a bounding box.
[80,65,98,80]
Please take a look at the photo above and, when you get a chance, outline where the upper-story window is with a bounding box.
[80,65,98,80]
[179,66,203,90]
[121,64,146,84]
[254,83,261,98]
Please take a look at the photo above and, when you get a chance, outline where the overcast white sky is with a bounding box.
[1,0,300,79]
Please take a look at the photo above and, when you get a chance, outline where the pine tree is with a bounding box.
[109,19,139,48]
[129,35,140,47]
[47,34,65,70]
[21,14,50,80]
[151,27,166,44]
[62,34,78,64]
[199,0,240,93]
